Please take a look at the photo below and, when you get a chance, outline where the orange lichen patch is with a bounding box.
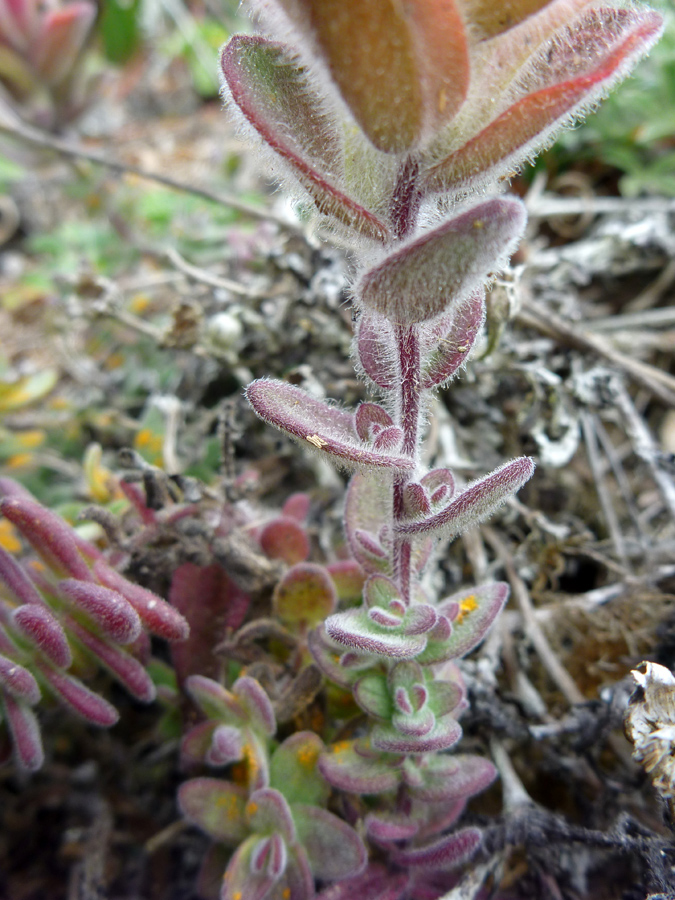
[245,800,258,818]
[243,743,260,788]
[329,740,352,756]
[216,792,241,820]
[0,519,21,553]
[283,889,291,899]
[456,595,479,624]
[297,741,320,769]
[233,892,242,900]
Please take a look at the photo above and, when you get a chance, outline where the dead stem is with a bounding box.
[482,527,586,706]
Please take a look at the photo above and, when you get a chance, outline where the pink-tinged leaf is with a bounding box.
[233,676,276,737]
[393,827,482,870]
[364,574,401,610]
[246,788,296,844]
[398,457,534,539]
[247,379,414,472]
[427,678,463,718]
[178,777,248,844]
[354,672,393,719]
[273,562,337,629]
[186,674,247,724]
[357,198,526,326]
[325,608,427,659]
[345,474,393,575]
[372,717,462,754]
[260,516,310,565]
[326,560,365,604]
[33,3,96,85]
[0,0,32,50]
[421,468,456,499]
[438,582,510,658]
[392,704,435,737]
[12,603,72,669]
[463,0,555,40]
[168,562,246,685]
[425,9,664,193]
[118,480,156,525]
[366,812,419,843]
[58,579,140,645]
[221,834,284,900]
[307,625,356,688]
[282,493,311,523]
[270,731,329,807]
[181,720,218,766]
[94,560,190,643]
[402,605,438,636]
[355,403,394,442]
[403,483,431,518]
[0,653,40,704]
[208,724,244,766]
[373,427,404,452]
[222,36,389,242]
[2,692,43,771]
[293,804,367,881]
[250,833,287,879]
[319,740,401,795]
[369,606,404,628]
[274,0,469,152]
[36,661,118,726]
[356,313,396,390]
[67,620,156,703]
[421,290,485,389]
[412,754,497,803]
[0,545,46,607]
[1,497,92,581]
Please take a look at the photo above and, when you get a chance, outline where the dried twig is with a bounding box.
[482,527,585,706]
[580,412,628,566]
[517,298,675,407]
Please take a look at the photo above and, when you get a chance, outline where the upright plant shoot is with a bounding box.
[180,2,663,898]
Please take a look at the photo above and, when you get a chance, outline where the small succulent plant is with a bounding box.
[171,2,664,899]
[0,477,189,771]
[0,0,96,127]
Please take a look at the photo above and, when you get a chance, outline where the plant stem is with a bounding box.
[393,324,422,605]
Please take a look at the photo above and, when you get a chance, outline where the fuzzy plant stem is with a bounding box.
[393,323,422,605]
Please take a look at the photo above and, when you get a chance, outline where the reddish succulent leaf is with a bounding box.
[421,289,485,388]
[1,496,92,581]
[425,9,664,192]
[221,834,283,900]
[12,603,72,669]
[393,826,482,869]
[463,0,555,40]
[366,812,419,843]
[93,560,189,642]
[58,579,141,645]
[325,608,427,659]
[181,720,218,766]
[274,0,469,152]
[355,403,394,441]
[234,676,276,737]
[0,544,46,607]
[185,675,246,724]
[168,563,245,685]
[314,863,409,900]
[2,692,43,771]
[273,562,337,629]
[438,582,510,658]
[412,753,497,802]
[319,740,401,794]
[326,560,365,603]
[356,198,526,325]
[260,516,310,565]
[0,653,40,704]
[178,778,248,844]
[67,620,156,703]
[371,716,462,754]
[33,3,96,85]
[293,804,367,881]
[356,313,396,390]
[36,660,118,726]
[222,36,389,241]
[208,723,244,766]
[247,379,414,472]
[307,625,355,689]
[282,493,311,522]
[397,457,534,539]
